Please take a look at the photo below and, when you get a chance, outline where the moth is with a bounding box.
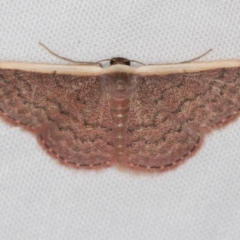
[0,54,240,172]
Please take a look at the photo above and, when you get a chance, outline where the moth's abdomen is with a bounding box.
[107,76,134,164]
[109,97,130,163]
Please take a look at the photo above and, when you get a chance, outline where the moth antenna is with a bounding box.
[96,58,111,63]
[179,49,213,63]
[128,59,146,65]
[147,49,212,66]
[39,42,102,67]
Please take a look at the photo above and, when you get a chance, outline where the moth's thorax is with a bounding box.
[105,70,138,163]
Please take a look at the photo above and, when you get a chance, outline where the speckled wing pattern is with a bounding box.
[126,67,240,170]
[1,64,240,172]
[0,69,113,168]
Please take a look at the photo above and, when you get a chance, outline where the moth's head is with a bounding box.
[110,57,131,66]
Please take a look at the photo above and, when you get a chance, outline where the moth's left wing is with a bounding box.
[0,62,113,168]
[125,61,240,171]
